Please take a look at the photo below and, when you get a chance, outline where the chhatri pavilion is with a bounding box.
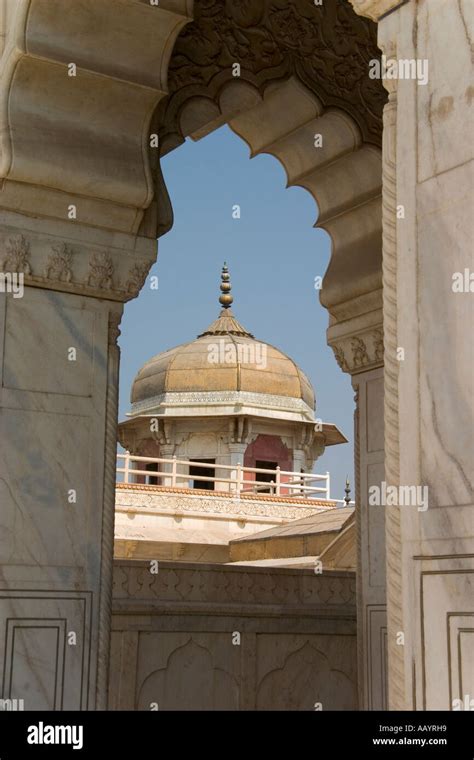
[115,266,353,566]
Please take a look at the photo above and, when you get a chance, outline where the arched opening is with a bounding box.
[113,0,386,711]
[1,0,471,721]
[119,122,356,497]
[0,0,400,714]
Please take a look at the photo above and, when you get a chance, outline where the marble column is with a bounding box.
[329,323,386,710]
[0,213,157,710]
[350,0,474,710]
[158,444,177,489]
[352,368,386,709]
[292,449,307,478]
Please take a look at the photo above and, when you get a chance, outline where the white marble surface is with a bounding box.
[382,0,474,709]
[0,284,112,709]
[110,560,357,710]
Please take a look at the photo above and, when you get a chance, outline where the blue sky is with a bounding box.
[118,125,354,501]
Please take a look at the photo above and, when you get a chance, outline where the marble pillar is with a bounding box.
[389,0,473,711]
[158,444,178,489]
[0,212,157,710]
[329,318,386,710]
[350,0,474,710]
[352,367,387,709]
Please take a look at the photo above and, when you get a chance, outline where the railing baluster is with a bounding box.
[236,463,242,499]
[116,453,341,504]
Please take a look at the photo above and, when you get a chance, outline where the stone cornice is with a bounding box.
[116,480,335,510]
[112,560,356,610]
[128,389,316,422]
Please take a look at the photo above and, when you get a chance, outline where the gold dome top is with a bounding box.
[129,266,315,420]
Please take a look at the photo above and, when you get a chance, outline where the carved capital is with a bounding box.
[0,212,156,302]
[329,320,384,376]
[228,416,253,445]
[152,420,175,447]
[118,415,175,454]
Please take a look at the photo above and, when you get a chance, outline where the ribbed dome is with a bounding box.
[130,308,315,419]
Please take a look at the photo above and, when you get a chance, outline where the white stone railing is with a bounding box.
[116,452,334,501]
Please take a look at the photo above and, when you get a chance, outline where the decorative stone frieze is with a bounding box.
[1,234,31,274]
[87,252,114,291]
[330,327,384,376]
[116,485,333,522]
[44,242,74,283]
[0,219,156,302]
[112,560,356,609]
[125,261,152,296]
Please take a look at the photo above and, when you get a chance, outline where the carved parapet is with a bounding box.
[112,560,356,612]
[0,0,193,235]
[115,486,332,523]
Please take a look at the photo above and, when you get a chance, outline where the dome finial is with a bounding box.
[344,476,351,505]
[219,262,233,310]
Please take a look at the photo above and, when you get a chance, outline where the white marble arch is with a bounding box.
[0,0,471,713]
[160,70,387,712]
[195,1,474,713]
[0,0,387,711]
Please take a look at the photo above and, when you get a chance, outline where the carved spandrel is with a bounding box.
[162,0,385,147]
